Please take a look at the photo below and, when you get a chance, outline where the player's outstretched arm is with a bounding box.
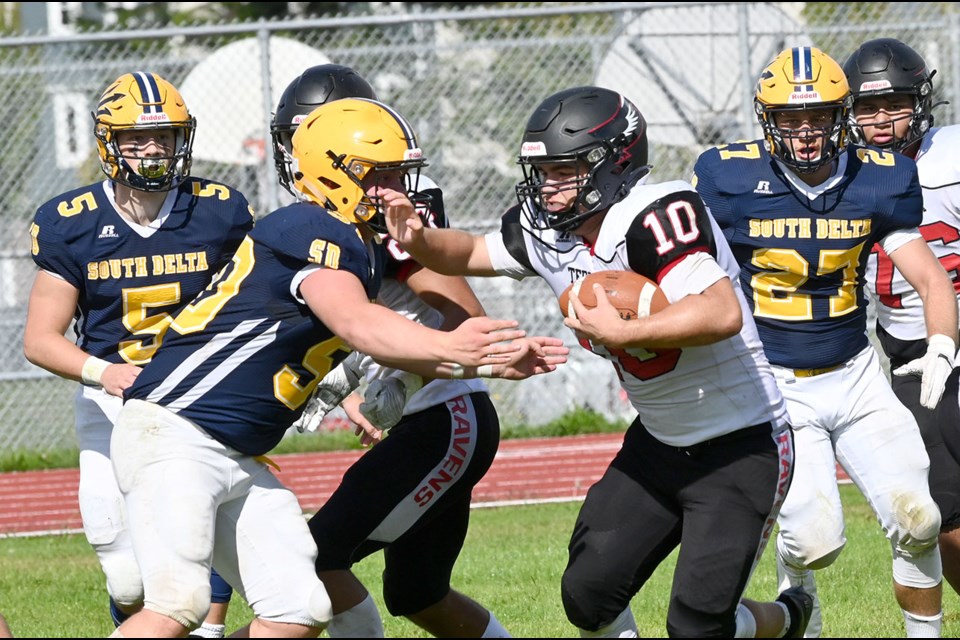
[383,195,497,276]
[302,267,525,374]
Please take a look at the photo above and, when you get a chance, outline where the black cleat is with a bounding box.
[777,586,814,638]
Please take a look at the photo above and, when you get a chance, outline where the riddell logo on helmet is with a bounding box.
[137,113,171,123]
[788,91,822,102]
[859,80,892,91]
[404,148,423,160]
[521,141,547,156]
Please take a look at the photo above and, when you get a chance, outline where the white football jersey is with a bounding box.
[865,125,960,340]
[485,178,788,446]
[359,174,487,414]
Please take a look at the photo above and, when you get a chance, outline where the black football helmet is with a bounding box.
[515,86,651,232]
[271,64,378,196]
[842,38,935,153]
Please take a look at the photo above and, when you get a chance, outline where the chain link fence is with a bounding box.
[1,2,955,451]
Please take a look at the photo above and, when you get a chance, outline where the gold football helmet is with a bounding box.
[291,98,427,229]
[92,71,196,191]
[755,46,851,172]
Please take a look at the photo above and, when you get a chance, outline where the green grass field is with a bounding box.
[2,484,958,638]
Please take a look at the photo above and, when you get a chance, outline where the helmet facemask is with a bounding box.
[846,82,934,153]
[95,122,195,191]
[758,103,848,173]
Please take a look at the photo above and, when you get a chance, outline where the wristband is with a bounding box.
[81,356,111,386]
[477,364,495,378]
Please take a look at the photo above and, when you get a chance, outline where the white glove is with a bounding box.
[359,371,424,431]
[893,333,957,410]
[294,353,362,433]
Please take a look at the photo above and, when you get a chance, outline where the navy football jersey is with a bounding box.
[30,178,254,364]
[125,203,384,456]
[693,141,922,369]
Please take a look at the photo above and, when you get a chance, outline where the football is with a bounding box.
[558,270,669,320]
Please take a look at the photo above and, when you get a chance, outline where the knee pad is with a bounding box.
[777,531,844,571]
[894,499,941,556]
[560,569,621,632]
[144,572,211,628]
[382,563,449,616]
[101,552,144,609]
[307,582,333,626]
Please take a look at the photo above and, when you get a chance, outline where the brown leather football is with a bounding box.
[558,271,669,320]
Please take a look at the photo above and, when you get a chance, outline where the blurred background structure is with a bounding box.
[0,2,943,450]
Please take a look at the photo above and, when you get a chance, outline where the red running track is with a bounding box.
[0,433,851,538]
[0,433,623,538]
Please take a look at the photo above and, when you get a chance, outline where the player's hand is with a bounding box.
[359,372,424,431]
[294,359,361,433]
[342,393,383,447]
[383,189,425,248]
[893,334,957,410]
[484,336,569,380]
[564,283,630,349]
[100,363,142,398]
[444,316,527,366]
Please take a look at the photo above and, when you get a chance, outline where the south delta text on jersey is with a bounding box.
[693,141,922,370]
[30,178,254,365]
[124,203,385,456]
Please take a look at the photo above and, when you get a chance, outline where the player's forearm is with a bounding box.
[921,279,960,344]
[22,332,90,383]
[337,303,454,367]
[407,227,490,276]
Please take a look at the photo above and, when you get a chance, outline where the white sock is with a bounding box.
[481,611,512,638]
[108,631,125,638]
[777,550,821,638]
[188,623,226,638]
[579,606,639,638]
[903,610,942,638]
[326,593,384,638]
[734,603,758,638]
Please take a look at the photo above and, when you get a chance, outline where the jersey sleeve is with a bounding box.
[624,189,718,281]
[258,205,371,284]
[30,204,84,288]
[485,205,538,280]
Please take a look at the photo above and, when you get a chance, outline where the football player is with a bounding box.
[247,63,514,638]
[105,97,568,638]
[384,85,813,637]
[845,37,960,603]
[693,45,957,638]
[22,71,253,636]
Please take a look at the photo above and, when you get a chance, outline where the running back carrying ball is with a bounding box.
[558,270,669,320]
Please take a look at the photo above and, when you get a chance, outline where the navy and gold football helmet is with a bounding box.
[755,47,851,173]
[515,86,650,232]
[843,38,936,153]
[92,71,196,191]
[271,64,378,197]
[290,98,427,229]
